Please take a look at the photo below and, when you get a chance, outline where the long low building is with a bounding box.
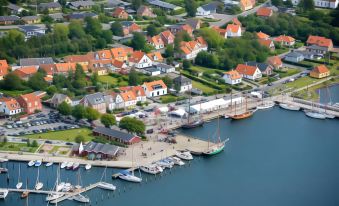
[73,141,120,160]
[188,97,244,114]
[93,127,141,145]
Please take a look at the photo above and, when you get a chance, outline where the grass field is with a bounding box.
[192,80,218,94]
[0,89,33,97]
[160,94,186,103]
[0,142,38,153]
[98,75,129,87]
[276,68,301,78]
[25,128,93,142]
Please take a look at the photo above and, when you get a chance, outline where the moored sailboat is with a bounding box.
[279,103,300,111]
[230,96,253,120]
[16,164,23,189]
[35,167,43,190]
[182,91,204,129]
[118,170,142,183]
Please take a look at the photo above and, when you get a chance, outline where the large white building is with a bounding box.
[189,97,244,114]
[292,0,338,8]
[142,80,167,97]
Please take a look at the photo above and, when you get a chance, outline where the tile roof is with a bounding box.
[83,92,105,105]
[96,50,112,59]
[55,62,77,73]
[20,57,54,66]
[113,7,127,16]
[39,64,56,75]
[235,64,258,76]
[64,54,93,63]
[256,31,270,39]
[143,80,167,91]
[258,39,274,48]
[212,26,227,37]
[12,66,38,78]
[0,60,9,77]
[267,56,282,67]
[274,35,295,43]
[110,47,131,59]
[112,59,125,68]
[147,51,163,62]
[68,0,95,8]
[93,126,138,142]
[226,24,240,33]
[129,51,146,63]
[256,7,273,17]
[231,17,242,26]
[148,35,164,46]
[160,30,174,39]
[0,97,21,111]
[19,92,40,104]
[312,65,329,74]
[120,90,136,101]
[306,35,333,48]
[224,70,242,80]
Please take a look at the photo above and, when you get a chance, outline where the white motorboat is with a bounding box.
[0,189,8,199]
[169,157,185,166]
[176,151,193,160]
[85,164,91,170]
[118,170,142,183]
[140,164,162,175]
[61,183,72,192]
[325,114,336,119]
[56,182,65,192]
[28,160,35,167]
[70,194,90,203]
[97,182,116,191]
[279,103,300,111]
[224,115,230,119]
[305,111,326,119]
[66,162,74,170]
[60,162,68,169]
[46,193,63,201]
[34,160,42,167]
[72,162,80,170]
[0,158,8,163]
[35,182,43,190]
[257,101,275,110]
[156,159,174,169]
[45,162,53,167]
[16,182,23,189]
[0,168,8,173]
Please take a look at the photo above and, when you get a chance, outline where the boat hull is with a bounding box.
[181,120,204,129]
[230,111,253,120]
[279,103,300,111]
[305,111,326,119]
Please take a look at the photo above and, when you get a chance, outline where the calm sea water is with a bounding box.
[1,107,339,206]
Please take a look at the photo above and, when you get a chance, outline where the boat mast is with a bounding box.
[217,113,220,144]
[18,164,21,184]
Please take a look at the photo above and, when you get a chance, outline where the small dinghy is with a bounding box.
[176,151,193,160]
[60,162,68,169]
[85,164,91,170]
[34,160,42,167]
[28,160,35,167]
[45,162,53,167]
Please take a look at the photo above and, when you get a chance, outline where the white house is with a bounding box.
[178,37,208,60]
[0,97,22,116]
[292,0,338,9]
[144,67,161,76]
[18,25,46,41]
[235,64,262,80]
[142,80,168,97]
[284,52,304,63]
[226,24,241,37]
[173,75,192,93]
[128,51,153,69]
[196,2,217,16]
[110,93,125,110]
[156,63,175,73]
[223,70,242,85]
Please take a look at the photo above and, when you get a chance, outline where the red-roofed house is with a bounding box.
[177,37,208,59]
[240,0,255,11]
[112,59,127,70]
[142,80,167,97]
[274,35,295,46]
[258,39,275,50]
[12,66,38,80]
[169,24,193,37]
[112,7,128,19]
[212,26,227,38]
[120,90,137,108]
[0,60,9,80]
[306,35,333,54]
[55,62,77,74]
[122,22,141,36]
[95,50,112,60]
[310,65,330,79]
[147,52,163,62]
[231,17,242,26]
[64,54,92,69]
[256,31,270,40]
[119,86,146,102]
[235,64,262,80]
[39,64,56,76]
[137,6,156,18]
[110,47,133,62]
[147,35,165,50]
[267,56,283,70]
[128,51,153,68]
[223,70,242,85]
[0,97,22,116]
[256,7,273,17]
[226,24,242,37]
[160,30,175,45]
[17,93,42,114]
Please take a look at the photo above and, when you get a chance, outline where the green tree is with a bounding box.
[128,69,141,86]
[85,17,102,38]
[183,60,191,69]
[28,72,48,90]
[26,139,31,147]
[298,0,314,12]
[198,28,225,50]
[111,22,124,36]
[147,24,157,36]
[184,0,198,17]
[31,140,38,147]
[75,135,85,143]
[46,85,58,95]
[72,105,87,120]
[131,32,147,51]
[1,73,24,90]
[57,101,72,116]
[69,20,86,39]
[100,114,116,127]
[85,107,100,121]
[271,0,283,6]
[119,117,145,135]
[165,44,174,57]
[132,0,143,10]
[162,75,173,88]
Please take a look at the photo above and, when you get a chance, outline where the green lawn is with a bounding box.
[286,76,321,89]
[0,142,38,153]
[275,68,301,78]
[24,128,93,142]
[160,94,186,103]
[0,89,33,97]
[98,75,128,87]
[192,80,218,94]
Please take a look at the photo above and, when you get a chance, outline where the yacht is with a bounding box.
[305,111,326,119]
[35,182,43,190]
[46,193,64,201]
[0,189,8,199]
[56,182,65,192]
[45,162,53,167]
[257,101,275,110]
[34,160,42,167]
[176,151,193,160]
[140,164,162,175]
[28,160,35,167]
[70,194,90,203]
[85,164,91,170]
[169,157,185,166]
[60,162,68,169]
[66,162,74,170]
[156,159,174,169]
[0,168,8,174]
[72,162,80,170]
[279,103,300,111]
[0,158,8,163]
[97,182,116,191]
[118,170,142,183]
[61,183,73,192]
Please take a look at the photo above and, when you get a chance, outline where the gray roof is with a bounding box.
[51,93,69,104]
[156,63,174,70]
[107,0,131,7]
[19,25,45,32]
[245,61,271,72]
[121,21,134,27]
[22,16,40,21]
[49,13,64,20]
[200,2,218,12]
[145,67,160,72]
[307,44,328,51]
[185,18,201,29]
[147,0,178,10]
[83,92,105,105]
[68,12,97,19]
[174,75,192,84]
[285,51,304,58]
[20,57,54,66]
[126,9,136,13]
[83,141,120,156]
[0,15,20,22]
[68,0,95,8]
[39,2,62,9]
[93,127,138,142]
[7,3,22,11]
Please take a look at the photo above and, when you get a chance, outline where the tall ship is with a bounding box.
[182,92,204,129]
[230,96,253,120]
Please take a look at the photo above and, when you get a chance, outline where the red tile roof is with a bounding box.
[96,50,112,59]
[226,24,240,33]
[212,26,227,37]
[232,17,242,26]
[148,35,164,46]
[0,97,21,111]
[55,62,76,73]
[143,80,167,91]
[274,35,295,43]
[312,65,329,74]
[267,56,282,67]
[129,51,146,63]
[0,60,9,77]
[256,7,273,17]
[12,66,37,78]
[256,31,270,39]
[224,70,242,80]
[120,90,136,101]
[64,54,93,63]
[235,64,258,76]
[147,51,163,62]
[258,39,274,48]
[306,35,333,48]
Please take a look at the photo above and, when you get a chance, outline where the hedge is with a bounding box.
[181,72,223,91]
[282,60,312,69]
[303,59,333,66]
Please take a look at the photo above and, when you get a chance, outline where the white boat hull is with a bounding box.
[46,193,64,201]
[85,164,92,170]
[97,182,116,191]
[69,194,90,203]
[45,162,53,167]
[35,182,43,190]
[119,174,142,183]
[305,111,326,119]
[257,101,275,110]
[28,160,35,167]
[60,162,67,169]
[0,189,9,199]
[176,151,193,160]
[279,103,300,111]
[16,182,23,189]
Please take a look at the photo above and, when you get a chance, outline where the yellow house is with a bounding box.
[310,65,330,79]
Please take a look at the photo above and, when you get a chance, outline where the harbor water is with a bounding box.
[319,84,339,104]
[1,107,339,206]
